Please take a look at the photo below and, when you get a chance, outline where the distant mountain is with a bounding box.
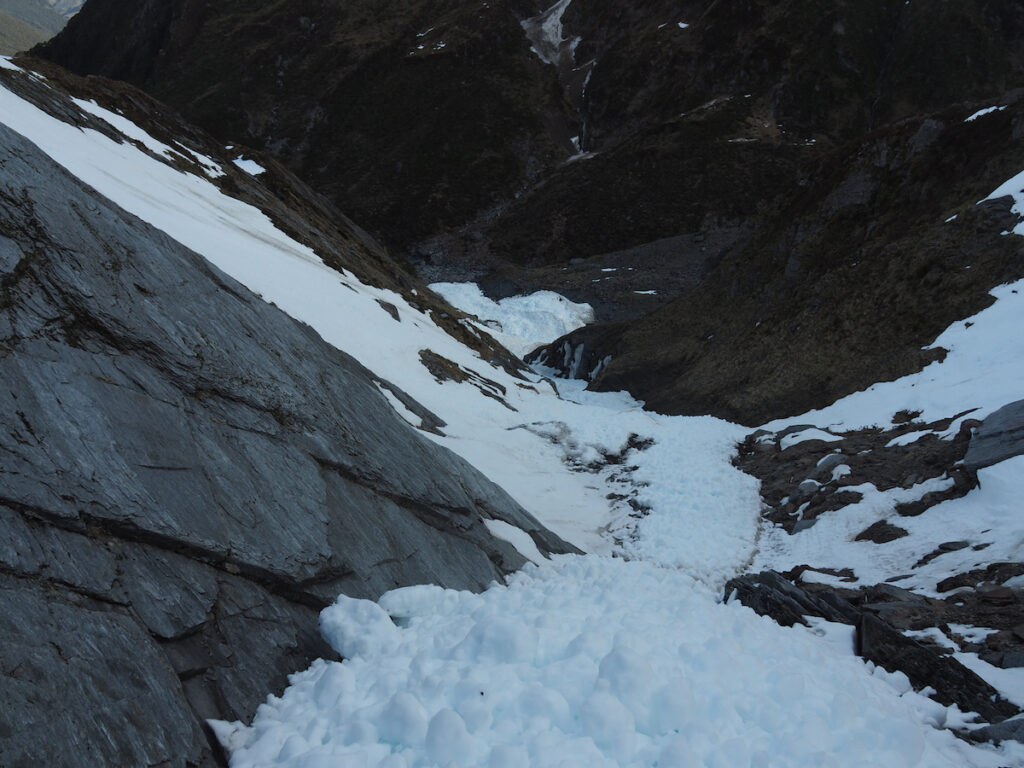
[0,8,48,54]
[46,0,83,18]
[0,0,64,35]
[0,0,76,53]
[36,0,1024,423]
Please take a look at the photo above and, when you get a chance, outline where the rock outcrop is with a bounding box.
[964,398,1024,472]
[0,120,575,766]
[725,572,1021,729]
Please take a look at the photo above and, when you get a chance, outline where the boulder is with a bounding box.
[724,570,859,628]
[964,399,1024,473]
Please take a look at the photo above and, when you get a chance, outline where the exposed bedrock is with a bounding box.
[0,123,575,767]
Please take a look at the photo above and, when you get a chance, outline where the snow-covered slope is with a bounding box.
[2,55,1023,767]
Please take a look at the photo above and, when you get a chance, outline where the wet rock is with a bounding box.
[809,453,847,481]
[724,570,859,628]
[727,570,1023,728]
[857,613,1018,723]
[964,399,1024,472]
[736,414,978,534]
[978,585,1016,606]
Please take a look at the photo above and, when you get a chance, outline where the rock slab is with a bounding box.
[0,119,574,766]
[964,399,1024,472]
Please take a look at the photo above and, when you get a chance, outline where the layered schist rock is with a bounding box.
[0,76,574,766]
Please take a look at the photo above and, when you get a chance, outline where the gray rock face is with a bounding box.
[971,714,1024,744]
[0,122,576,766]
[724,570,860,628]
[857,613,1019,724]
[964,399,1024,473]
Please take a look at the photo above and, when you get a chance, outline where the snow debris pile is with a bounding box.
[219,556,1008,768]
[428,281,593,358]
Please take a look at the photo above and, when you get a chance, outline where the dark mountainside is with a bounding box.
[0,64,575,767]
[37,0,1024,424]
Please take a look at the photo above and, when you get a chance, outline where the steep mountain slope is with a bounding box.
[0,59,575,767]
[531,101,1024,423]
[36,0,574,253]
[4,51,1024,767]
[36,0,1024,423]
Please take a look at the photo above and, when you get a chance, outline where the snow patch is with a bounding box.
[780,427,843,451]
[522,0,574,66]
[233,156,266,175]
[428,281,593,357]
[483,519,548,565]
[965,106,1006,122]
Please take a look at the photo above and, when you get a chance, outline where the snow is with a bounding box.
[484,519,548,565]
[754,457,1024,595]
[233,156,266,175]
[0,56,23,72]
[427,282,593,357]
[954,653,1024,708]
[221,556,1017,768]
[886,429,931,448]
[965,106,1006,122]
[762,279,1024,431]
[779,427,842,450]
[947,624,1000,644]
[982,167,1024,236]
[72,97,225,178]
[2,72,1023,768]
[522,0,574,66]
[754,164,1024,433]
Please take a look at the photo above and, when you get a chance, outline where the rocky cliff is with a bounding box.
[0,78,574,765]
